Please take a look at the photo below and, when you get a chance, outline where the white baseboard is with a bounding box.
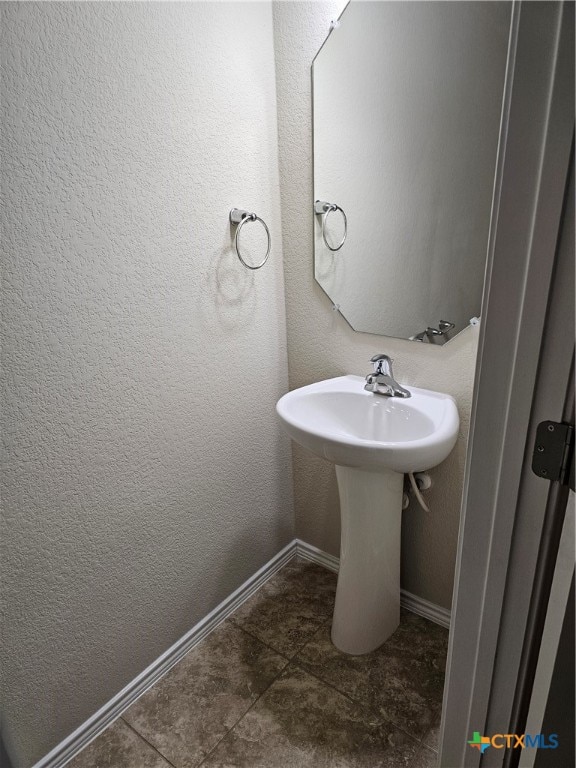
[399,589,451,629]
[294,538,340,572]
[33,540,298,768]
[34,537,450,767]
[295,539,451,629]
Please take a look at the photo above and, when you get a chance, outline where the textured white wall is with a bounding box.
[1,3,292,766]
[273,1,479,607]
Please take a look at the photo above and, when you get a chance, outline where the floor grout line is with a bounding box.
[193,619,297,768]
[287,617,443,748]
[232,617,366,710]
[246,605,428,750]
[230,580,440,752]
[78,559,446,768]
[195,690,266,768]
[228,614,332,663]
[287,654,424,749]
[195,612,358,767]
[194,657,289,768]
[120,717,179,768]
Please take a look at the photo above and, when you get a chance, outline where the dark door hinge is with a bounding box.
[532,421,575,490]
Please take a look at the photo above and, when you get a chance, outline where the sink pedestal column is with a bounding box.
[331,465,403,655]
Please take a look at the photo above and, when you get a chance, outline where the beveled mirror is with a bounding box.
[313,1,512,343]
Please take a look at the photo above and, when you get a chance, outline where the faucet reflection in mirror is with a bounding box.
[313,1,511,343]
[410,320,456,344]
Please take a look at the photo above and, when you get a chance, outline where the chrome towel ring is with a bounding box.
[314,200,348,252]
[229,208,271,270]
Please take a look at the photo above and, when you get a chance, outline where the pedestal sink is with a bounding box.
[276,375,459,655]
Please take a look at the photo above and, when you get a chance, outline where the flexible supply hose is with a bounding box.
[408,472,430,513]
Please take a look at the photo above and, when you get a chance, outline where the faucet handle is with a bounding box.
[370,354,393,375]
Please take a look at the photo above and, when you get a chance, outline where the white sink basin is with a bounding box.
[276,374,459,655]
[276,375,459,472]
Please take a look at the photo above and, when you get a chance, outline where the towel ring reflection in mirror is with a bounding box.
[229,208,271,270]
[314,200,348,252]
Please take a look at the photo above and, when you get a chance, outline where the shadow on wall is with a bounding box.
[199,217,277,333]
[200,244,257,332]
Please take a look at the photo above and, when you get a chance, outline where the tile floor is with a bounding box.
[68,559,446,768]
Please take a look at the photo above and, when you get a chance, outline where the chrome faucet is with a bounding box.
[364,354,411,398]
